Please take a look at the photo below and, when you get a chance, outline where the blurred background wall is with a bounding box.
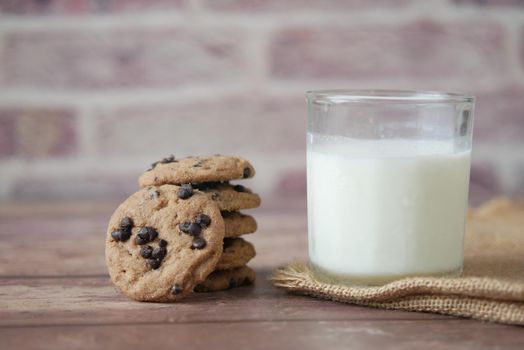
[0,0,523,204]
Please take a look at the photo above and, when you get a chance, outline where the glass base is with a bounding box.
[309,262,463,287]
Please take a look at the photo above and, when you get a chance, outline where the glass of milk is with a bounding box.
[306,90,475,285]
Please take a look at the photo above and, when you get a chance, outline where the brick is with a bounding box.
[0,108,77,157]
[0,113,16,158]
[202,0,410,12]
[0,0,185,15]
[454,0,524,7]
[271,21,507,80]
[11,174,137,199]
[108,0,185,12]
[521,26,524,76]
[3,28,248,89]
[94,94,304,157]
[0,0,88,14]
[259,95,305,150]
[473,86,524,142]
[275,170,306,196]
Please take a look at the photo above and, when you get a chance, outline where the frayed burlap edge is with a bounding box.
[271,261,524,325]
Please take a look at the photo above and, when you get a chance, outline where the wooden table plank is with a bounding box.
[3,320,524,350]
[0,272,447,327]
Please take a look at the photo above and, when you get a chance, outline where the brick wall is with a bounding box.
[0,0,523,203]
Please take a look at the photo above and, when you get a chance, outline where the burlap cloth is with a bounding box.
[271,197,524,325]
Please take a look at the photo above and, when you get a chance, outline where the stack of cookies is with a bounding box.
[105,155,261,302]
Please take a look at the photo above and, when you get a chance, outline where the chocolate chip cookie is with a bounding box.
[195,266,256,292]
[198,183,261,211]
[215,237,256,270]
[223,212,257,237]
[105,185,225,302]
[139,155,255,188]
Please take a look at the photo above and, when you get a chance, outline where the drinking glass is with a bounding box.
[306,90,475,285]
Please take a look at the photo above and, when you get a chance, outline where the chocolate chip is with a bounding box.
[120,217,134,230]
[149,229,158,241]
[137,230,150,241]
[179,222,202,236]
[138,226,158,243]
[161,154,175,164]
[118,217,133,242]
[147,258,161,270]
[148,161,160,171]
[233,184,246,192]
[228,278,237,289]
[171,284,183,295]
[179,222,192,234]
[138,227,150,238]
[178,184,193,199]
[188,223,202,236]
[140,245,153,258]
[135,235,148,245]
[119,230,131,242]
[152,247,166,260]
[195,214,211,227]
[148,155,176,171]
[192,237,207,250]
[159,239,168,247]
[242,167,251,178]
[111,230,122,241]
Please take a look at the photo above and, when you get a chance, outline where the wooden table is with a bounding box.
[1,199,523,349]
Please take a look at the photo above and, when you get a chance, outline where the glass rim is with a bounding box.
[306,89,475,104]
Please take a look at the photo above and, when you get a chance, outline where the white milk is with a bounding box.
[307,134,471,284]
